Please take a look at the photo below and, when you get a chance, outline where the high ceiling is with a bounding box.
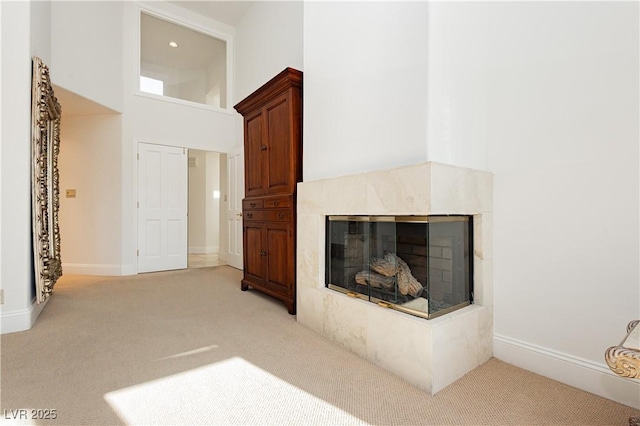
[168,1,254,26]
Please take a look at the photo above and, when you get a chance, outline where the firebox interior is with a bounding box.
[326,215,473,319]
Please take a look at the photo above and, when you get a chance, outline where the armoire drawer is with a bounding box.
[263,197,291,209]
[243,199,264,210]
[243,209,291,222]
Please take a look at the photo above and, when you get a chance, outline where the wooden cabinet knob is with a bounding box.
[260,145,267,151]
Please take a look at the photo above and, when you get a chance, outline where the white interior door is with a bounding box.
[226,146,244,269]
[138,142,188,273]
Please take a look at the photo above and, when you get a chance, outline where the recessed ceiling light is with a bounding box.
[168,41,179,48]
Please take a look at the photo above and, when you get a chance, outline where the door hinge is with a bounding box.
[137,249,139,256]
[137,153,139,160]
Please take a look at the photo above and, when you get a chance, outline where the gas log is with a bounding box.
[355,270,395,290]
[357,253,424,297]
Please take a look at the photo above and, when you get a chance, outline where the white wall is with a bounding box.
[303,1,429,181]
[0,0,3,328]
[301,0,638,407]
[426,2,488,170]
[59,114,123,275]
[49,0,236,275]
[218,153,229,263]
[477,2,638,407]
[234,1,304,104]
[120,2,236,273]
[205,151,221,252]
[1,1,51,332]
[188,150,207,252]
[0,0,2,328]
[51,1,123,112]
[424,0,639,406]
[188,150,221,254]
[30,0,51,65]
[1,1,33,328]
[128,95,235,151]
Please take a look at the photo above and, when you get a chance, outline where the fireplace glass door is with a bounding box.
[326,216,472,319]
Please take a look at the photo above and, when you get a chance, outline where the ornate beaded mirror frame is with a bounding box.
[31,56,62,303]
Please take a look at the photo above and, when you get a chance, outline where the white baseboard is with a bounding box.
[63,263,133,276]
[494,334,640,409]
[1,298,49,334]
[188,246,219,255]
[120,264,136,276]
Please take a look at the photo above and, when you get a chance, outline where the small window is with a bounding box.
[139,11,228,109]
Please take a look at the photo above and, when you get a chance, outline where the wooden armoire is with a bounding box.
[233,68,302,315]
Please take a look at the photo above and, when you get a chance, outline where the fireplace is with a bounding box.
[296,162,493,394]
[326,215,472,319]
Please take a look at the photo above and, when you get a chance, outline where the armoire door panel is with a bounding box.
[245,113,266,196]
[244,224,265,281]
[265,224,290,293]
[265,96,291,193]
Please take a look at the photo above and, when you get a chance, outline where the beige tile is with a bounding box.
[323,292,368,358]
[430,306,481,393]
[323,173,368,214]
[477,306,494,363]
[296,285,325,335]
[296,213,323,289]
[430,163,492,214]
[297,180,326,214]
[473,260,485,306]
[480,212,494,260]
[366,163,432,214]
[366,306,433,393]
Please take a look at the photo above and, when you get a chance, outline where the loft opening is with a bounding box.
[138,10,229,110]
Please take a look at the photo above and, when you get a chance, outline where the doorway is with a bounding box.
[187,149,225,269]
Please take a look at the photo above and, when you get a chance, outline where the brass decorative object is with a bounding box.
[605,346,640,379]
[605,320,640,378]
[31,56,62,303]
[605,320,640,426]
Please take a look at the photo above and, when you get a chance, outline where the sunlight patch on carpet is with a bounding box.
[104,357,368,425]
[157,345,219,360]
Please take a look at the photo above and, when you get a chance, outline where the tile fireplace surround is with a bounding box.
[296,162,493,394]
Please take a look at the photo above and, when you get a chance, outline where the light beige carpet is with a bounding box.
[1,266,638,425]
